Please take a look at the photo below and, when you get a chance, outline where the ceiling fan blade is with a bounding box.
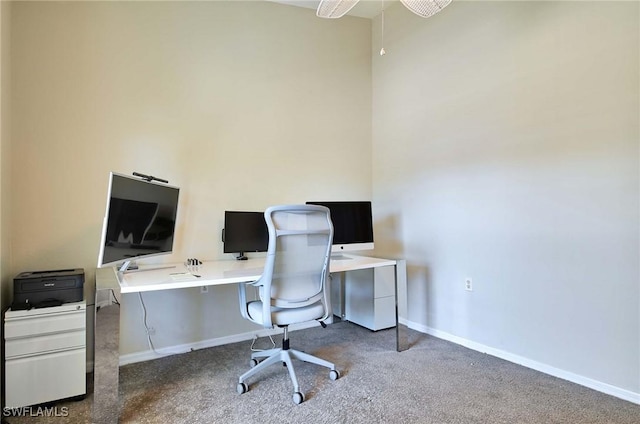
[316,0,362,19]
[400,0,452,18]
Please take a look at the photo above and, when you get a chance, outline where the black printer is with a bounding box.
[12,268,84,310]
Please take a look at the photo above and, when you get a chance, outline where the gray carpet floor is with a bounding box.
[5,321,640,423]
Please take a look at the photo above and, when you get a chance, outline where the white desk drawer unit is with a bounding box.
[345,266,397,331]
[4,301,86,408]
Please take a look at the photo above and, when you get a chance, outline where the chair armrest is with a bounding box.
[238,279,268,324]
[237,282,252,320]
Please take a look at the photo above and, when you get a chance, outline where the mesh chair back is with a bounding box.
[263,205,333,309]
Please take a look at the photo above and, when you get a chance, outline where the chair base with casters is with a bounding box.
[236,326,340,404]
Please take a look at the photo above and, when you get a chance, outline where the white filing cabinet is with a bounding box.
[4,301,86,408]
[344,266,396,331]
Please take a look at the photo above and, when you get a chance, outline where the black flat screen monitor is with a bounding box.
[97,172,180,271]
[306,201,374,253]
[223,211,269,260]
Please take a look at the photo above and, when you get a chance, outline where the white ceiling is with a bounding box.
[268,0,391,19]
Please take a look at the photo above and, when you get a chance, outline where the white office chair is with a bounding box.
[236,204,340,404]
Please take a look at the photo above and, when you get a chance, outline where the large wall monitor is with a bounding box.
[223,211,269,260]
[305,201,374,253]
[97,172,180,271]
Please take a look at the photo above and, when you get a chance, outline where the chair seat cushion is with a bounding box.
[247,300,325,326]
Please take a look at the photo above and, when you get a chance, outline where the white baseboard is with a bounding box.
[399,317,640,405]
[118,321,319,366]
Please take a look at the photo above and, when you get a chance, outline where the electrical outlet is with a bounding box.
[465,278,473,291]
[200,286,208,294]
[147,327,156,335]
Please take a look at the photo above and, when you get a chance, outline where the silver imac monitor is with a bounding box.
[305,201,374,253]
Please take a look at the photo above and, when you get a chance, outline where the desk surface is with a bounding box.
[105,254,397,294]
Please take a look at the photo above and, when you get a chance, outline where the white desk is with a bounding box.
[115,254,397,293]
[92,254,407,423]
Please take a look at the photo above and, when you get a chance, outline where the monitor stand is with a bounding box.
[236,252,248,261]
[118,260,138,272]
[331,254,353,261]
[118,260,176,273]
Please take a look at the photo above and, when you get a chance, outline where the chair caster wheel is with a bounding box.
[293,391,305,404]
[237,382,248,394]
[329,369,340,380]
[250,359,259,368]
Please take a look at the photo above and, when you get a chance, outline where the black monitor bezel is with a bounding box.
[97,172,180,269]
[222,210,269,257]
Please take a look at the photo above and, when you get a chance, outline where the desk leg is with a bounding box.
[337,272,346,320]
[93,285,121,423]
[328,272,347,322]
[395,260,409,352]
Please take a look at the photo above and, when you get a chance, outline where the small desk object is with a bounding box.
[93,254,407,423]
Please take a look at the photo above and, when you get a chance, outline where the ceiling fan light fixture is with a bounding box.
[400,0,452,18]
[316,0,361,19]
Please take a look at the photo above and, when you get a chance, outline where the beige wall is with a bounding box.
[8,1,371,357]
[1,0,12,312]
[4,0,639,404]
[372,1,639,398]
